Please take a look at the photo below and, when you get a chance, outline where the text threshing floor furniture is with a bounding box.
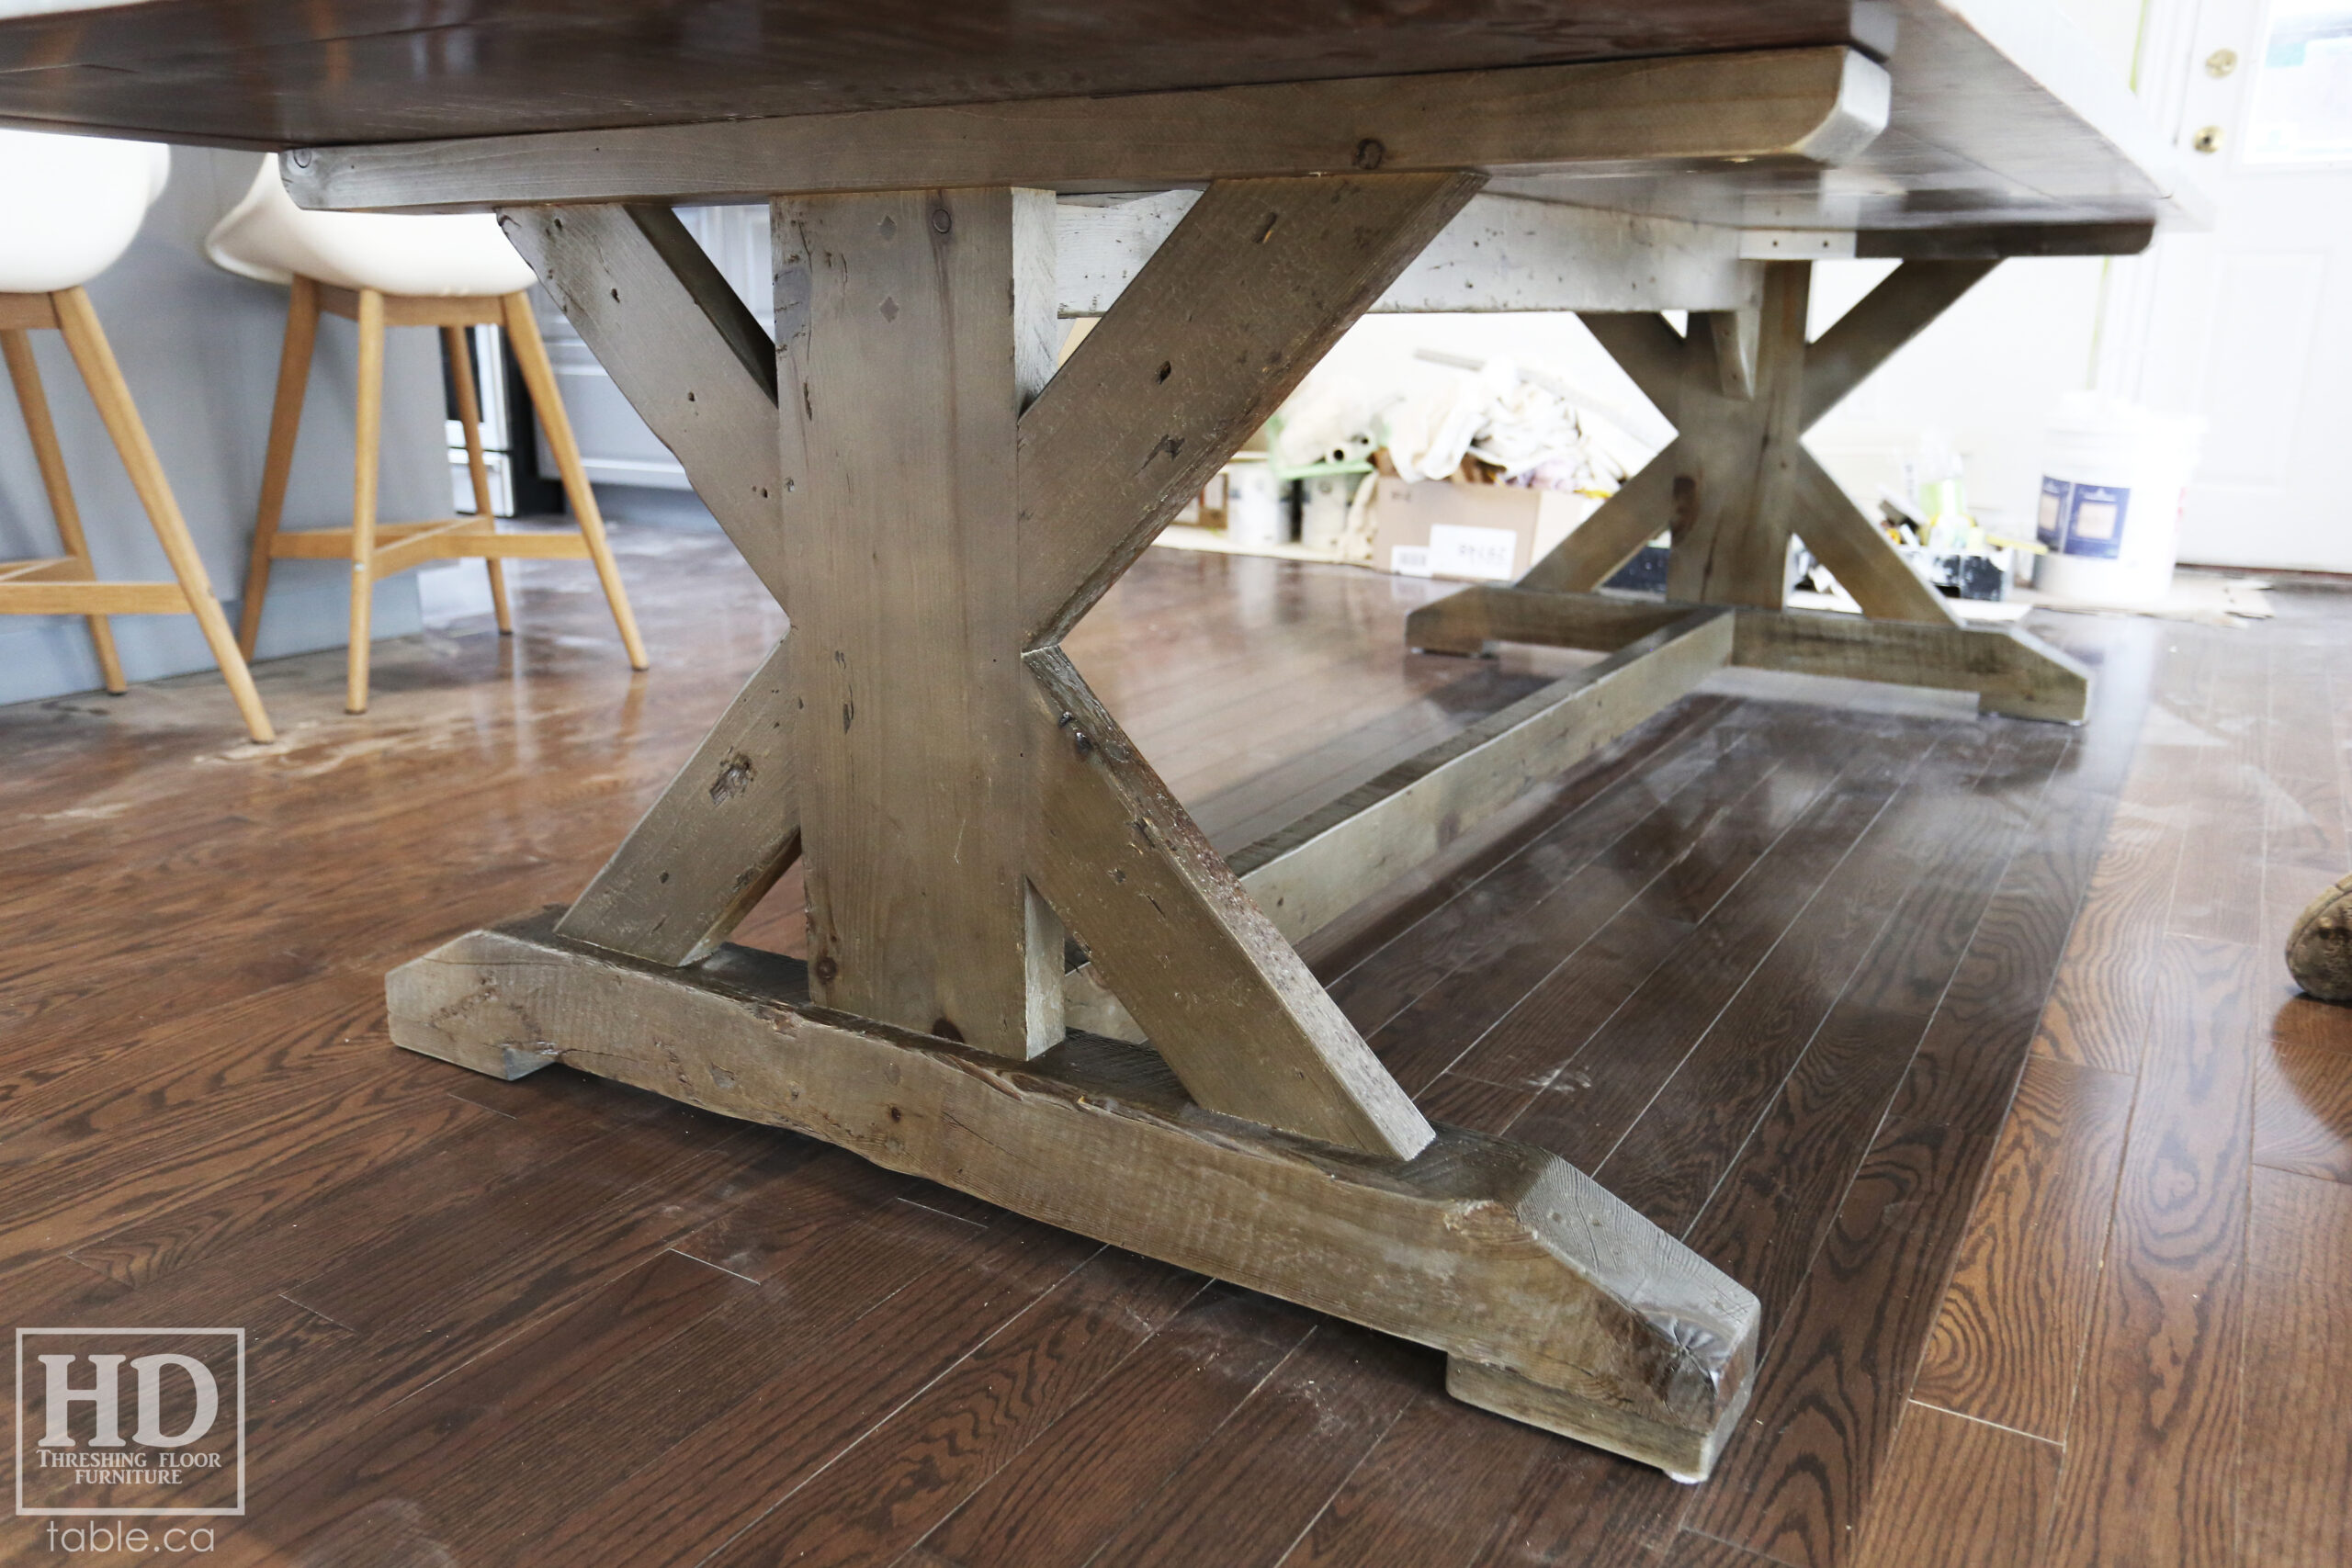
[0,0,2197,1482]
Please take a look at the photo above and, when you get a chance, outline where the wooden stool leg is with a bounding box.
[50,288,274,742]
[4,324,124,693]
[346,288,385,713]
[443,322,511,634]
[501,292,648,670]
[239,276,319,660]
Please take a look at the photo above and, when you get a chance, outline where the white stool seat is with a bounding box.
[0,130,170,294]
[206,155,536,299]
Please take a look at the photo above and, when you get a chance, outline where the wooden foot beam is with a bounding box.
[389,910,1759,1483]
[1405,586,2090,723]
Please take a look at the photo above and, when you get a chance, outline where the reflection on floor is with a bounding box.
[1,526,2343,1567]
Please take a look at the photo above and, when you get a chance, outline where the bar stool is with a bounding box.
[0,130,274,741]
[209,156,646,714]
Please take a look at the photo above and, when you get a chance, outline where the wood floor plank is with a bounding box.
[1911,1055,2136,1439]
[2238,1167,2352,1568]
[1272,1390,1555,1568]
[454,1217,1096,1566]
[1845,1403,2059,1568]
[909,1289,1320,1568]
[1372,729,1821,1094]
[221,1248,762,1563]
[1323,703,1767,1036]
[1683,1114,2003,1568]
[2030,797,2180,1076]
[1680,730,2065,1337]
[691,1251,1202,1568]
[1503,728,1941,1175]
[1603,725,2034,1239]
[1069,1324,1424,1568]
[2041,935,2257,1568]
[2254,1003,2352,1185]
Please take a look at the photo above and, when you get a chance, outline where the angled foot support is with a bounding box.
[389,910,1758,1482]
[1408,585,2089,723]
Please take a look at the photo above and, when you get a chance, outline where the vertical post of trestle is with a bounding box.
[1664,260,1811,610]
[775,186,1065,1057]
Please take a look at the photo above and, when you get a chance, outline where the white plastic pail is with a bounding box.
[2033,396,2205,606]
[1226,460,1288,547]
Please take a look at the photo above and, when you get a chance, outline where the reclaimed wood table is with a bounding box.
[0,0,2192,1483]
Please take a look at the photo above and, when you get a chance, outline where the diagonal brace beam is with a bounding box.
[500,203,791,604]
[1018,171,1483,647]
[1025,647,1434,1160]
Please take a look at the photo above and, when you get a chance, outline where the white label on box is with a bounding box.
[1389,545,1433,578]
[1427,524,1519,581]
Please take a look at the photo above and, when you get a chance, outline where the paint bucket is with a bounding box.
[1225,459,1288,547]
[2032,396,2205,606]
[1299,473,1355,553]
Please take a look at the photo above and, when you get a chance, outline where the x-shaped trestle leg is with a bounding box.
[391,175,1763,1480]
[1406,260,2090,723]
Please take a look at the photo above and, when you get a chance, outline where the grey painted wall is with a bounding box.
[0,146,447,706]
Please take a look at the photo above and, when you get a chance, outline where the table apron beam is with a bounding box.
[287,48,1887,213]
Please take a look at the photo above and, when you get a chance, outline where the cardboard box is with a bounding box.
[1364,478,1593,582]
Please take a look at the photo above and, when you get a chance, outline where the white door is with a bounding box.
[2108,0,2352,571]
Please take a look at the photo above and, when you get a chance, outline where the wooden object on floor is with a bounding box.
[390,910,1760,1484]
[2285,869,2352,1001]
[1406,585,2088,724]
[0,288,274,742]
[390,161,1777,1479]
[234,277,648,714]
[1414,257,2089,723]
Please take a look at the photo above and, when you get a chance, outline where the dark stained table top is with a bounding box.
[0,1,2198,234]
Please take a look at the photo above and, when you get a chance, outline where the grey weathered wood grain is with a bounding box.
[1801,259,1999,428]
[1406,583,1691,655]
[1575,310,1690,419]
[1233,609,1733,942]
[1735,606,2088,722]
[289,49,1887,213]
[1019,172,1481,647]
[499,204,789,604]
[1056,193,1763,319]
[558,638,799,965]
[777,187,1059,1057]
[1515,457,1679,597]
[1401,586,2087,722]
[1662,261,1811,609]
[1024,647,1432,1160]
[387,910,1759,1477]
[1792,451,1961,625]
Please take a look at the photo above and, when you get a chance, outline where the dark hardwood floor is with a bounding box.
[3,529,2345,1567]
